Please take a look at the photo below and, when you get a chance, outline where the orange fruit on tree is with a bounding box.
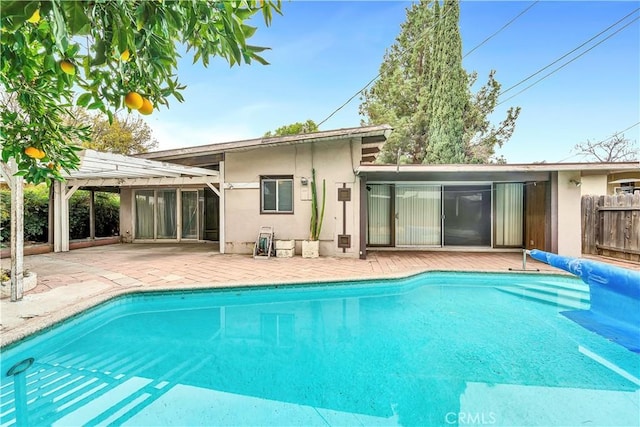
[120,49,130,61]
[26,9,41,24]
[60,60,75,75]
[24,146,46,160]
[138,98,153,115]
[124,92,143,110]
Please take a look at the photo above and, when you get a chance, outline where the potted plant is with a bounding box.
[1,268,38,299]
[302,168,325,258]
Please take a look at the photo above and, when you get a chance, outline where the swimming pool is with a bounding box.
[1,272,639,426]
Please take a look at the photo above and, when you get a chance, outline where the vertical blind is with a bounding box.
[367,184,392,245]
[135,190,154,239]
[396,185,441,246]
[494,183,524,246]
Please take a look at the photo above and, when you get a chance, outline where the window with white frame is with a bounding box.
[261,176,293,213]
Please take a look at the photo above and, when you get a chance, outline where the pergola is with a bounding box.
[1,149,224,301]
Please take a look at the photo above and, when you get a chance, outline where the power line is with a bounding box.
[317,4,452,127]
[316,74,378,128]
[463,1,539,59]
[497,15,640,106]
[317,2,538,128]
[556,121,640,162]
[317,3,458,128]
[499,7,640,97]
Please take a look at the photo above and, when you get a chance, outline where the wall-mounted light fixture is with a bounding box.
[300,177,309,186]
[569,179,581,187]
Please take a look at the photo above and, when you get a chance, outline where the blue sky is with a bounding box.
[146,1,639,164]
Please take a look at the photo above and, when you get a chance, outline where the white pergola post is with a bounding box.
[219,161,225,254]
[89,190,95,240]
[53,181,62,253]
[53,181,80,252]
[1,160,24,301]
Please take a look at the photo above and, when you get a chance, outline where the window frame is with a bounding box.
[260,175,294,214]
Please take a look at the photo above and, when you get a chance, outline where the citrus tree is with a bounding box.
[1,0,281,184]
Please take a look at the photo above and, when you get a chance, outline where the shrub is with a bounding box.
[0,187,119,243]
[1,185,49,243]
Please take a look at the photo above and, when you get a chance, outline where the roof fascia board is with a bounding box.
[65,176,219,188]
[140,125,392,160]
[357,162,640,174]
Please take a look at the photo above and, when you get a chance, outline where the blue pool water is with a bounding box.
[1,273,639,426]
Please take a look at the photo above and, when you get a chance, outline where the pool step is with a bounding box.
[497,280,590,311]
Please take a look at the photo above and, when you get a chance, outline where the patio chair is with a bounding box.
[253,226,275,259]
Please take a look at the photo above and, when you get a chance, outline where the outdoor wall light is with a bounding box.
[569,179,581,187]
[300,177,309,186]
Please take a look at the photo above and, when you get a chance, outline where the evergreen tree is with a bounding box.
[264,119,319,137]
[360,0,520,164]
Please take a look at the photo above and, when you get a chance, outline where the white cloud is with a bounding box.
[149,120,256,151]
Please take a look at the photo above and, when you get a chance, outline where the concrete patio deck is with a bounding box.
[1,244,638,347]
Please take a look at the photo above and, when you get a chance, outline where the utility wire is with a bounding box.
[499,7,640,97]
[556,121,640,162]
[316,74,378,128]
[497,15,640,106]
[463,1,539,59]
[317,2,537,128]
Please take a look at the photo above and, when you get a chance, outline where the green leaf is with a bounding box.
[76,93,92,107]
[251,53,270,66]
[63,1,91,35]
[91,39,107,66]
[88,100,105,110]
[242,24,257,39]
[246,44,270,53]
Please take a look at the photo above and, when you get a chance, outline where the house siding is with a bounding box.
[223,138,362,257]
[557,171,583,257]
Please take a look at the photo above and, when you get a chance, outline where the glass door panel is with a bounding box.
[494,183,524,247]
[181,191,198,239]
[204,188,219,241]
[443,185,491,246]
[135,190,155,239]
[157,189,177,239]
[367,184,392,245]
[396,185,441,246]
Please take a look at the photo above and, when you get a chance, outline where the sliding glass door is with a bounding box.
[366,182,524,249]
[494,183,524,247]
[443,185,492,246]
[396,185,441,246]
[135,190,154,239]
[181,191,199,239]
[367,184,392,245]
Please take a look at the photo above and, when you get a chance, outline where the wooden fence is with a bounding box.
[582,193,640,262]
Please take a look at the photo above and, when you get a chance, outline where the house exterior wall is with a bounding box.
[120,188,133,242]
[556,171,582,257]
[224,138,362,257]
[580,175,607,196]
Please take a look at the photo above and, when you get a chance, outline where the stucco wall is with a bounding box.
[556,171,582,257]
[224,138,361,257]
[580,175,607,196]
[120,188,133,242]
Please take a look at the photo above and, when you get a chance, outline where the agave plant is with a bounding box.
[309,168,326,241]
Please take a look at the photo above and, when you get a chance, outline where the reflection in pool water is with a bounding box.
[1,273,639,426]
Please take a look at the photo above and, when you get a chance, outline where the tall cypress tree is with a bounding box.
[426,0,466,163]
[360,0,520,164]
